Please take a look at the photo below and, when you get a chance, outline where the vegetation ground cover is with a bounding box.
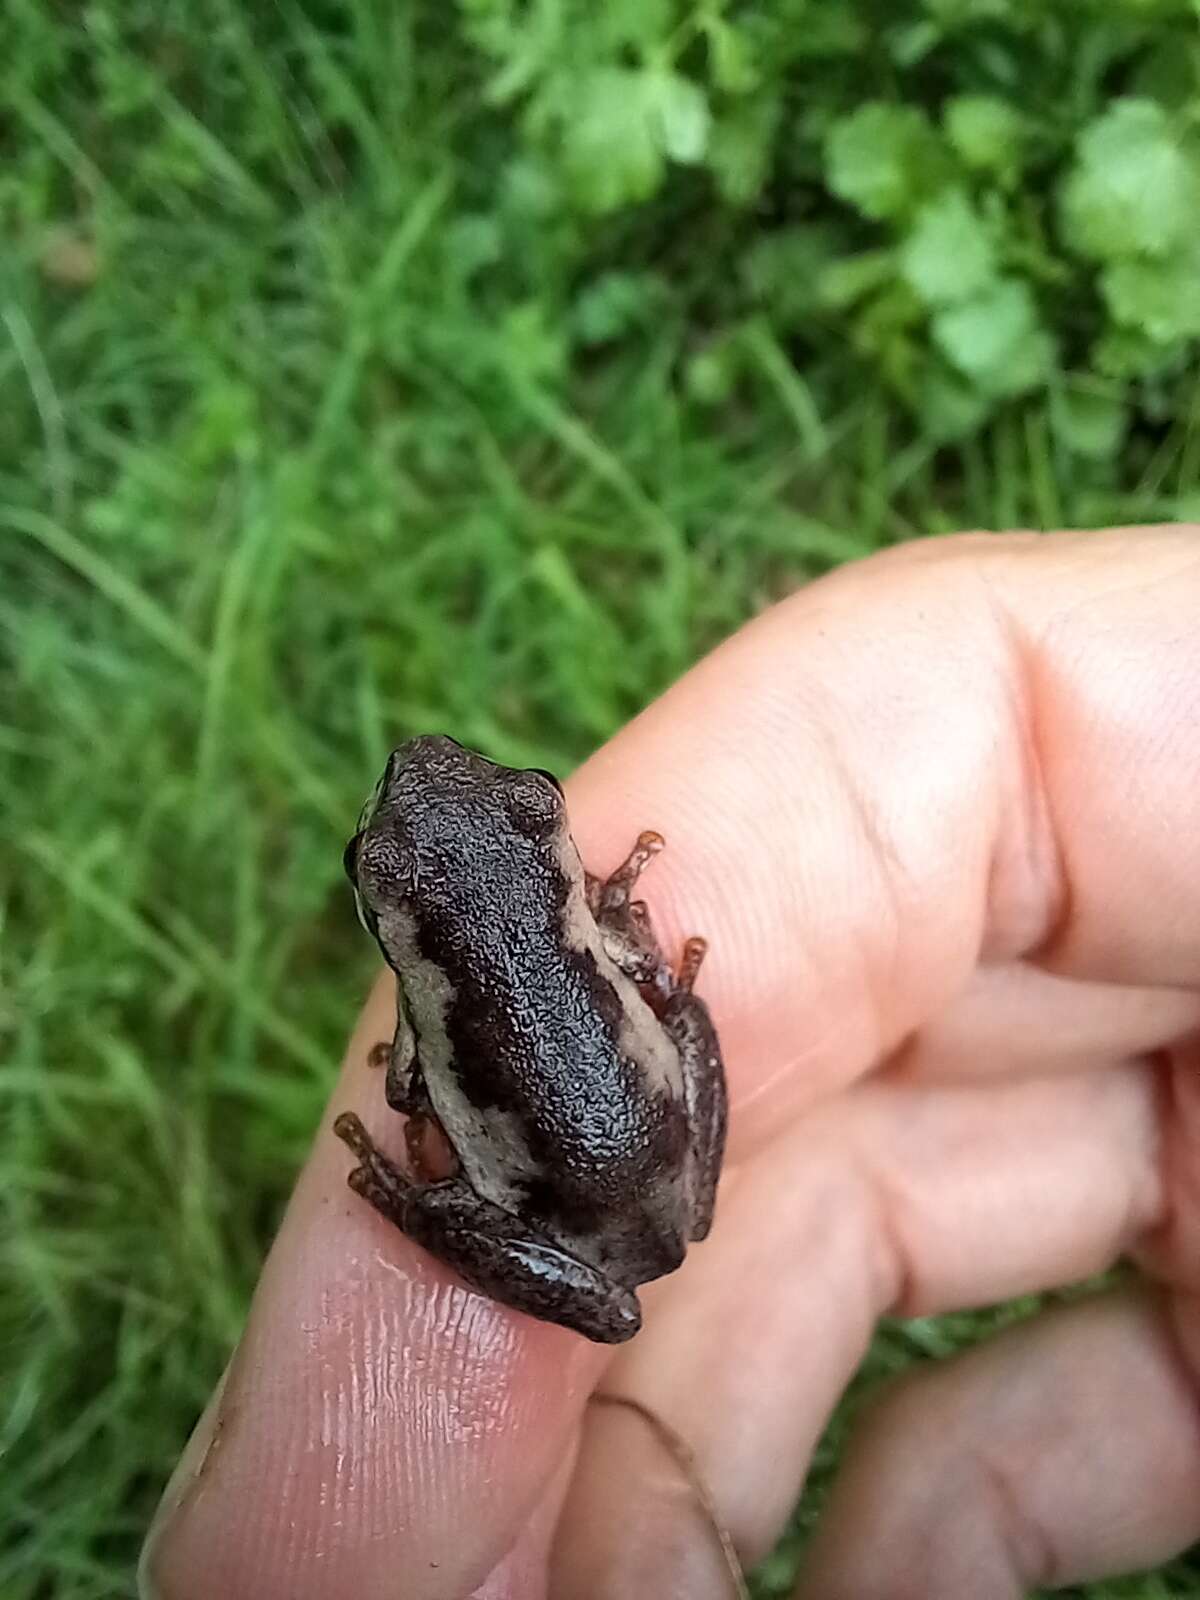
[3,2,1200,1593]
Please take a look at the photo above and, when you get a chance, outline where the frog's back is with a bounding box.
[355,740,695,1284]
[416,863,693,1283]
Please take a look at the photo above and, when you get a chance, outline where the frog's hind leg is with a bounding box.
[661,975,727,1243]
[403,1179,643,1345]
[590,837,728,1240]
[334,1114,639,1343]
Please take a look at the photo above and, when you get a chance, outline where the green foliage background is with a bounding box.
[3,1,1200,1594]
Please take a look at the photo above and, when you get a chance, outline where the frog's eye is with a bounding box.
[510,766,564,835]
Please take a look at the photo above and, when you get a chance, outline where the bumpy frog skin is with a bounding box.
[334,735,727,1343]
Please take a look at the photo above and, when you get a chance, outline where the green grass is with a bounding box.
[2,4,1199,1596]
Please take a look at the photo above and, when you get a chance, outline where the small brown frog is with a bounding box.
[334,736,726,1343]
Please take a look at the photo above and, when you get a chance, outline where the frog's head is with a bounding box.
[343,736,567,935]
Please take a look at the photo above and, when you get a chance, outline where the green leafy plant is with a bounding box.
[454,0,1200,453]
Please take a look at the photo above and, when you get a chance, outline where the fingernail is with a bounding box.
[137,1359,232,1599]
[550,1397,745,1600]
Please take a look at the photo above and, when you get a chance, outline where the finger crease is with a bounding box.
[860,1152,923,1317]
[974,1447,1063,1590]
[1162,1288,1200,1461]
[975,569,1073,962]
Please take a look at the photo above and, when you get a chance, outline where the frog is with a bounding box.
[333,735,727,1344]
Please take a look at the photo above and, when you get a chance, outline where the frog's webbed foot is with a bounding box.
[590,833,715,1003]
[588,831,671,992]
[587,830,664,921]
[333,1111,413,1228]
[660,987,727,1242]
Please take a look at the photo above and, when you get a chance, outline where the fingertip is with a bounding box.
[138,1362,232,1599]
[143,980,600,1600]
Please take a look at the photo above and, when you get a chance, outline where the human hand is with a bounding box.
[141,527,1200,1600]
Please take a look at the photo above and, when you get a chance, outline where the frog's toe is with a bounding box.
[563,1285,642,1344]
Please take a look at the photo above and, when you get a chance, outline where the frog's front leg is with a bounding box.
[333,1113,641,1344]
[367,1000,425,1117]
[364,1009,443,1177]
[586,829,663,920]
[588,831,670,991]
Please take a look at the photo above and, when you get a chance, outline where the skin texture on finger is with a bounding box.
[1135,1040,1200,1292]
[550,1059,1164,1597]
[794,1290,1200,1598]
[143,977,600,1600]
[466,1453,574,1600]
